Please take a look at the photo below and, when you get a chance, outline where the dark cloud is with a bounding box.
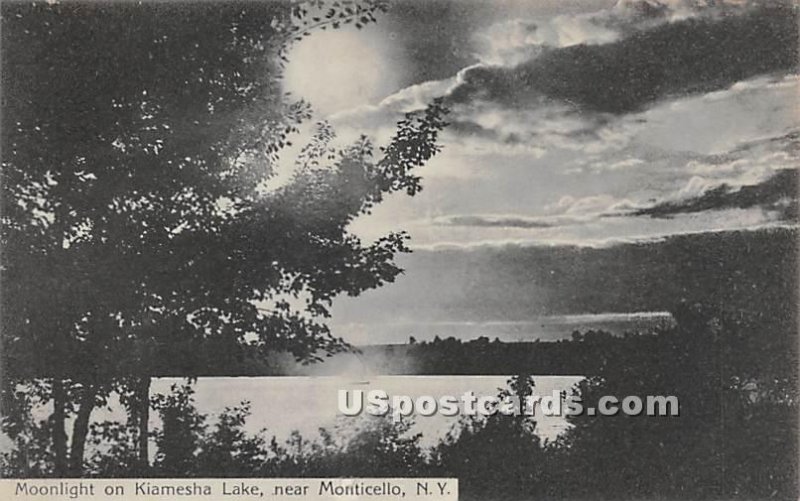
[446,117,550,146]
[636,168,799,220]
[436,214,555,229]
[445,3,797,113]
[332,227,798,324]
[381,0,616,86]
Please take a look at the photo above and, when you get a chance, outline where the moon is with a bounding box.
[283,28,399,117]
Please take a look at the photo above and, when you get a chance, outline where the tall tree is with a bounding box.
[1,0,447,475]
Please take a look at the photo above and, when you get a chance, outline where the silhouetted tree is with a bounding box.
[1,0,446,475]
[432,375,546,501]
[548,304,798,500]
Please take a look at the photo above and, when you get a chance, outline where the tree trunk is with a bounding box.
[68,383,95,476]
[51,379,69,477]
[136,376,151,473]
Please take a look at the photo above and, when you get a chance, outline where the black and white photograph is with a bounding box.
[1,0,798,499]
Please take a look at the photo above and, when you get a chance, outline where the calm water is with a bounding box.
[151,376,583,448]
[6,376,583,457]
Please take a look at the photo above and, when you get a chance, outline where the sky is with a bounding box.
[281,0,799,343]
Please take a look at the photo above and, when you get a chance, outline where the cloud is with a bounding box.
[341,90,798,250]
[330,1,798,253]
[624,75,797,155]
[614,0,757,20]
[448,3,797,114]
[475,15,619,66]
[410,208,792,250]
[426,162,799,245]
[548,194,643,216]
[684,130,799,178]
[607,158,646,170]
[433,214,556,229]
[332,3,797,160]
[444,100,608,154]
[636,168,799,219]
[428,194,650,234]
[331,224,797,336]
[474,0,767,67]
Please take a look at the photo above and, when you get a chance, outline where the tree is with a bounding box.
[548,304,798,500]
[150,383,207,477]
[1,0,447,476]
[310,413,427,477]
[432,375,547,501]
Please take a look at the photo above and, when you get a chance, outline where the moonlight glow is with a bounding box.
[283,29,398,117]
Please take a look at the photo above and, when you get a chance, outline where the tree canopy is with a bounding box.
[1,0,446,475]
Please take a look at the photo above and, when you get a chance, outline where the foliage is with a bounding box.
[545,303,798,500]
[144,383,427,478]
[1,0,448,474]
[1,0,448,381]
[430,376,547,501]
[0,380,55,478]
